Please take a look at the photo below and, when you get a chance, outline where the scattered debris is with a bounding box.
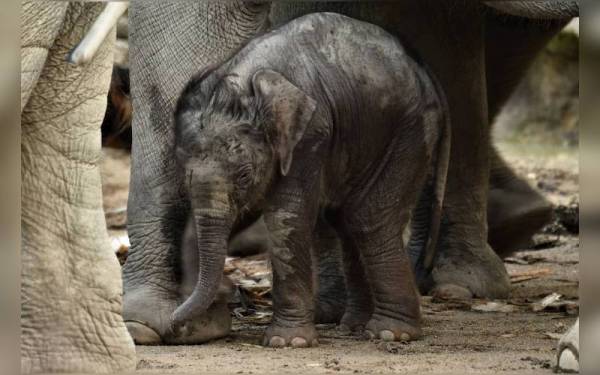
[232,307,271,323]
[377,342,407,354]
[532,233,563,249]
[226,254,273,321]
[544,332,564,340]
[505,254,546,265]
[532,293,562,312]
[535,299,579,316]
[324,358,342,371]
[505,257,532,265]
[509,268,552,283]
[521,356,553,369]
[471,301,516,313]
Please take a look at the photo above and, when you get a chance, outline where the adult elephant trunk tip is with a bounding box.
[170,207,233,332]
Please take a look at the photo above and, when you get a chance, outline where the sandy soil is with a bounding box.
[100,140,579,374]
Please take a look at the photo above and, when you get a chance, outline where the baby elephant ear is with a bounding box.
[252,69,317,176]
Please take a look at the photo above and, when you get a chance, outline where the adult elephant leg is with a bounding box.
[418,5,510,300]
[123,1,270,344]
[488,148,554,257]
[21,2,135,372]
[485,16,570,256]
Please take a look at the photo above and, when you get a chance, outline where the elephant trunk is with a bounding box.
[171,205,232,330]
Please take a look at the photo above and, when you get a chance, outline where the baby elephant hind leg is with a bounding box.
[339,204,422,342]
[337,226,374,333]
[338,134,433,341]
[313,217,347,325]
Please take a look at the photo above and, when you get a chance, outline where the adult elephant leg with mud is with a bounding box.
[270,0,577,300]
[123,1,270,345]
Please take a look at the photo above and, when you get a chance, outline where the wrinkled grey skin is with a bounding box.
[124,0,577,345]
[173,13,449,347]
[21,1,136,372]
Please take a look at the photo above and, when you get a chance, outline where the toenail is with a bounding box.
[311,339,319,347]
[290,337,308,348]
[380,330,395,342]
[558,348,579,372]
[400,333,411,341]
[364,330,376,340]
[269,336,286,347]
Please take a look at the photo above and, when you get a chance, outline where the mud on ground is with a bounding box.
[100,141,579,374]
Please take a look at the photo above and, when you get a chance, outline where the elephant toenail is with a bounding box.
[558,348,579,372]
[380,330,395,342]
[290,337,308,348]
[311,339,319,347]
[364,330,376,340]
[400,333,411,341]
[269,336,286,347]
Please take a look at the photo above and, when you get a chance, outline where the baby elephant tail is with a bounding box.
[407,70,451,287]
[422,89,451,272]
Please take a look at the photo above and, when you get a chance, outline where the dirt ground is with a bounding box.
[100,140,579,374]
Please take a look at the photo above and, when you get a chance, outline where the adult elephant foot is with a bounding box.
[123,281,232,345]
[487,187,552,257]
[487,149,553,258]
[426,242,511,300]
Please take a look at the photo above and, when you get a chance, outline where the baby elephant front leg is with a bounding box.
[263,208,318,348]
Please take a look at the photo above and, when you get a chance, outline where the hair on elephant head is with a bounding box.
[171,67,316,329]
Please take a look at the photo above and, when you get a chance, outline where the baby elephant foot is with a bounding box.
[364,315,422,342]
[262,324,319,348]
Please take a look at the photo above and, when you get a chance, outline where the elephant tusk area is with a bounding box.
[67,2,129,65]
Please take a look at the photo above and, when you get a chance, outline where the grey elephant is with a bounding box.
[123,1,577,345]
[21,1,135,372]
[172,12,450,347]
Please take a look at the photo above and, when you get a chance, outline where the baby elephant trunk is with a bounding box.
[170,206,232,330]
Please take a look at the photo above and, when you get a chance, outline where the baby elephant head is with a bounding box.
[171,69,316,328]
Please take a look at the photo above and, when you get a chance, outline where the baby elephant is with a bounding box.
[172,12,450,347]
